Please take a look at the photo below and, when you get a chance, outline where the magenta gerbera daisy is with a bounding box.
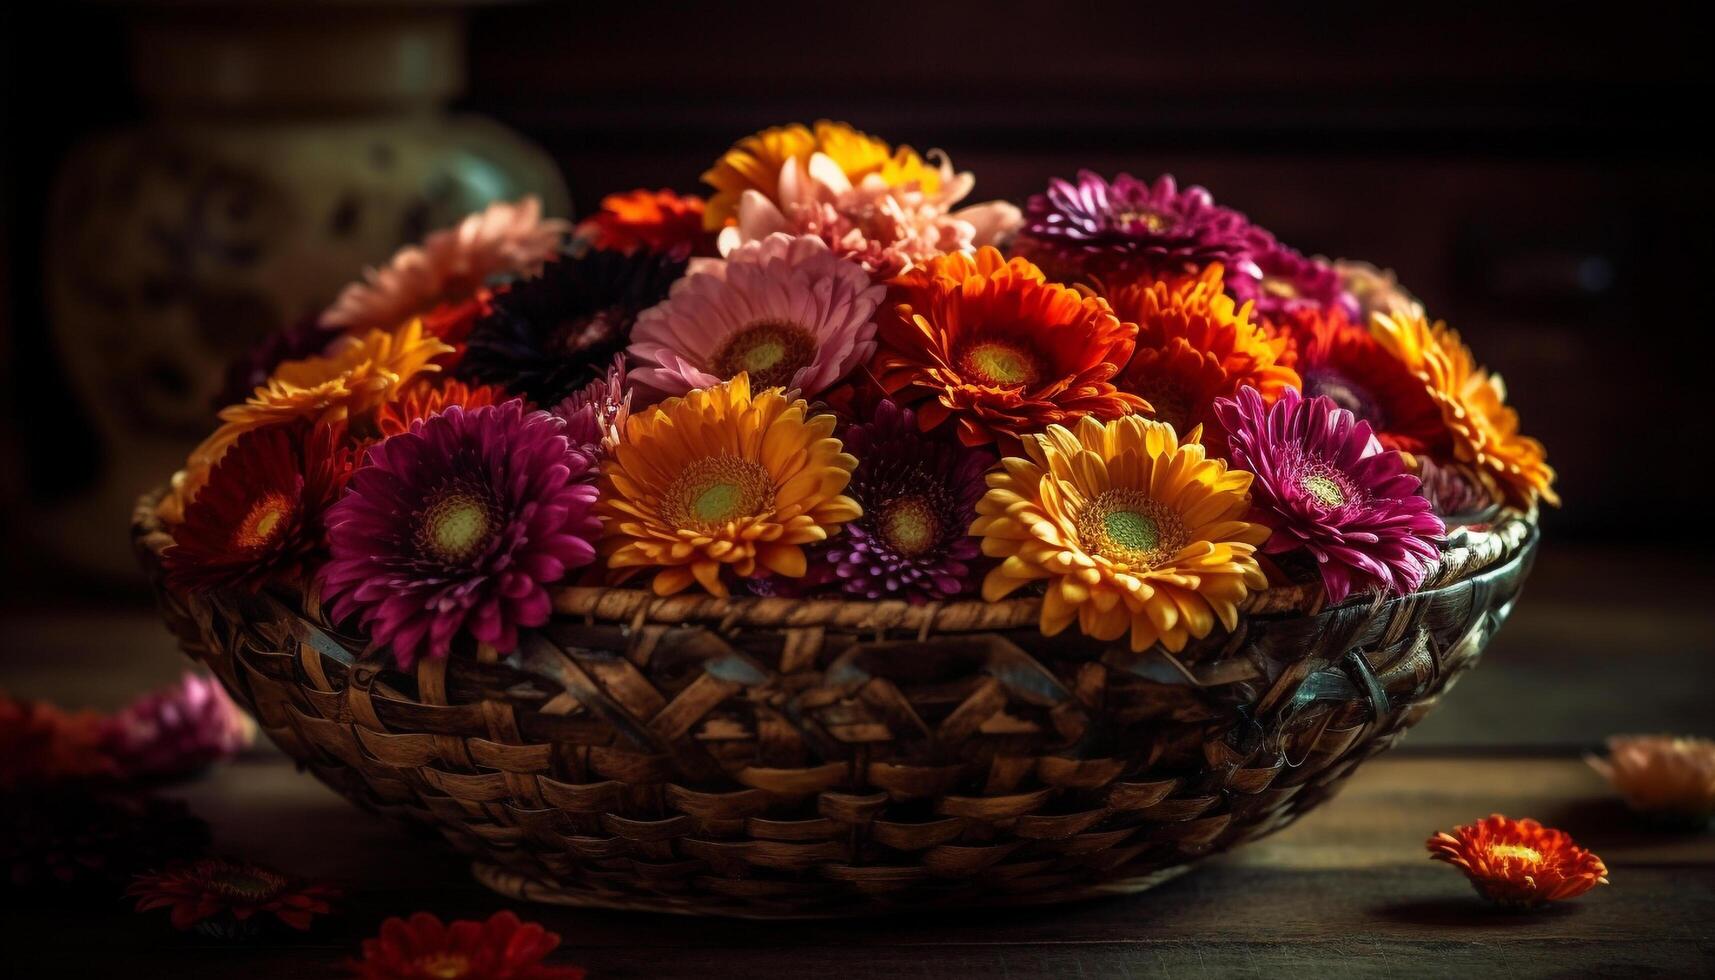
[1226,245,1360,325]
[320,400,600,667]
[1014,171,1274,284]
[813,400,993,601]
[627,233,884,401]
[551,355,630,459]
[1214,386,1444,604]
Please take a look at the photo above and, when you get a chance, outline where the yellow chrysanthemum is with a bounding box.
[701,120,940,230]
[159,319,450,523]
[973,415,1270,653]
[597,374,862,597]
[1370,309,1558,508]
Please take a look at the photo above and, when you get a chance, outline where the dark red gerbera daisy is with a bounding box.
[130,857,339,938]
[1277,306,1451,456]
[350,911,586,980]
[163,421,354,594]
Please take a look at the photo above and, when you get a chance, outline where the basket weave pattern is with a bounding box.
[134,491,1536,918]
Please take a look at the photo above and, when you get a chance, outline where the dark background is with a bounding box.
[3,1,1712,603]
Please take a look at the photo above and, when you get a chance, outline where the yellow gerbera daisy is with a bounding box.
[1369,308,1558,508]
[597,374,862,597]
[701,120,940,230]
[973,415,1270,653]
[159,319,449,523]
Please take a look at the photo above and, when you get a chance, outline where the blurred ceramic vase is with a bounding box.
[42,4,568,576]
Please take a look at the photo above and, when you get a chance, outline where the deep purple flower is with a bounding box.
[1226,246,1361,324]
[1215,386,1444,604]
[1015,171,1273,283]
[98,672,253,782]
[814,400,993,602]
[321,399,600,666]
[550,355,630,459]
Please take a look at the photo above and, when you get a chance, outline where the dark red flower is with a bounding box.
[350,911,586,980]
[0,694,116,791]
[129,857,339,937]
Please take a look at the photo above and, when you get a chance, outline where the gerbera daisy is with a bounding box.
[1589,735,1715,828]
[597,374,861,598]
[1014,171,1274,284]
[1427,815,1608,909]
[1227,245,1360,325]
[98,672,254,782]
[701,120,941,230]
[351,911,586,980]
[972,415,1270,653]
[376,379,504,438]
[1335,259,1420,321]
[1370,309,1559,507]
[129,858,339,937]
[1108,264,1299,458]
[577,187,714,258]
[874,247,1145,449]
[812,400,994,602]
[1275,306,1449,456]
[1215,386,1443,604]
[628,233,884,401]
[1413,456,1501,521]
[320,400,600,666]
[322,196,570,333]
[457,247,685,405]
[551,356,630,458]
[717,148,1020,279]
[164,422,354,594]
[0,694,116,790]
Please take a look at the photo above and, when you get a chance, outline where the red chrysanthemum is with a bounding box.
[873,247,1145,449]
[130,858,339,936]
[350,911,586,980]
[1277,306,1450,456]
[1427,815,1608,909]
[0,694,117,790]
[377,379,506,438]
[1107,264,1300,458]
[577,187,713,258]
[163,421,354,594]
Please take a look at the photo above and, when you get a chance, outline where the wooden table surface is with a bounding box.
[3,545,1713,978]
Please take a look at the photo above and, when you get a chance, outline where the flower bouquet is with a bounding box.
[135,121,1549,917]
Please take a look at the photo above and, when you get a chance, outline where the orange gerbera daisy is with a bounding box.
[597,374,862,597]
[1589,735,1715,828]
[160,320,450,523]
[702,120,941,230]
[0,694,117,790]
[578,187,713,258]
[1108,264,1300,458]
[1370,309,1558,507]
[1427,815,1608,909]
[376,379,504,438]
[873,248,1146,449]
[973,415,1270,653]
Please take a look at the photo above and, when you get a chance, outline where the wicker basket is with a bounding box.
[133,488,1536,918]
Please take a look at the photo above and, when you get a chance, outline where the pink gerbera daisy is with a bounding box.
[627,233,884,400]
[321,197,570,334]
[1214,385,1444,604]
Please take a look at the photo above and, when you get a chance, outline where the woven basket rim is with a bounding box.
[131,485,1535,636]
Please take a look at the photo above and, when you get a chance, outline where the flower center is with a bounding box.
[551,306,623,356]
[203,865,287,902]
[665,456,775,530]
[711,319,816,390]
[878,497,940,557]
[415,953,472,979]
[1301,473,1346,508]
[1261,276,1298,299]
[1487,843,1543,865]
[1078,490,1187,569]
[1115,208,1172,233]
[1303,369,1383,425]
[959,339,1042,387]
[1135,379,1192,434]
[234,493,295,551]
[417,490,496,564]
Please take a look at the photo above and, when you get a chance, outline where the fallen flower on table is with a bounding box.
[350,910,586,980]
[129,857,340,939]
[1427,814,1608,909]
[1588,734,1715,830]
[0,693,119,791]
[99,672,255,783]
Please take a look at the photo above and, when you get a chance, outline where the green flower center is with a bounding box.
[418,491,496,563]
[1078,490,1187,569]
[1301,473,1346,508]
[879,497,939,557]
[712,319,816,390]
[665,456,775,530]
[959,339,1043,387]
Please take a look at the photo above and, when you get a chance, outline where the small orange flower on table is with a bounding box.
[1427,814,1608,910]
[1589,735,1715,829]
